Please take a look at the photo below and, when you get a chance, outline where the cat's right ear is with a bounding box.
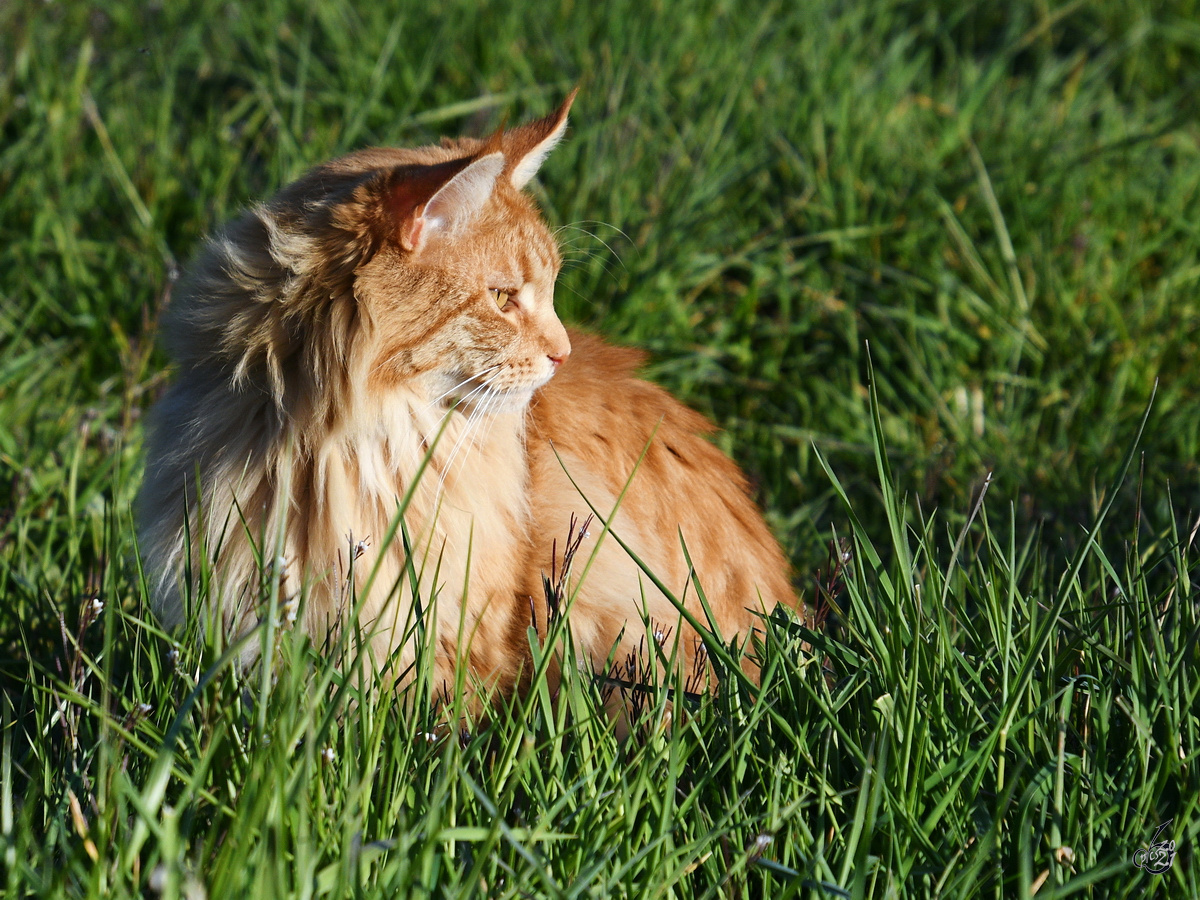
[394,152,504,253]
[505,88,577,189]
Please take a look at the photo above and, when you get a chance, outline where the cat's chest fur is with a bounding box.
[307,387,531,670]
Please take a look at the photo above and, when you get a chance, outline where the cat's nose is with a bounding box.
[547,334,571,368]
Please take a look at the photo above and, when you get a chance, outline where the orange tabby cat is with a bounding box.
[137,91,796,703]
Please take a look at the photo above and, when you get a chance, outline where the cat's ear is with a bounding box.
[396,152,504,252]
[505,89,577,189]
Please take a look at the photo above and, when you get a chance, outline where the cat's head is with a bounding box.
[351,93,576,413]
[184,92,577,419]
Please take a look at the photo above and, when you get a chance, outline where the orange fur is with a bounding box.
[137,93,797,707]
[524,332,796,688]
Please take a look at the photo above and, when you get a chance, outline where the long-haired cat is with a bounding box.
[137,91,797,707]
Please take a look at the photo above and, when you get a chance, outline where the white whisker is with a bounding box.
[553,221,634,273]
[422,364,502,413]
[474,388,507,458]
[474,389,505,462]
[436,373,502,488]
[427,371,499,437]
[554,280,599,310]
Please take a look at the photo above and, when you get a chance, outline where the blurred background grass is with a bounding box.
[0,1,1198,895]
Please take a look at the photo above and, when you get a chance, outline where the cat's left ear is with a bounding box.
[505,89,577,189]
[394,152,505,252]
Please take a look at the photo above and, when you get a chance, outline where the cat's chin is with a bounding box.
[438,384,535,416]
[430,368,552,416]
[472,386,536,415]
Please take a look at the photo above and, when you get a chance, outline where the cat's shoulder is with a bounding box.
[529,329,716,439]
[556,329,648,378]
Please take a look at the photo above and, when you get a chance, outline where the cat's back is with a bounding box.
[528,330,715,465]
[525,330,794,651]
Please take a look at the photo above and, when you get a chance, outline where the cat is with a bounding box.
[137,90,798,709]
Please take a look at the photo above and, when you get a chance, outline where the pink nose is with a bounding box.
[548,344,571,368]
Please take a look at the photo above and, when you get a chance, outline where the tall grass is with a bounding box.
[1,0,1198,896]
[4,399,1196,897]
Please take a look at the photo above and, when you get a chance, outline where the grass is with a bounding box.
[1,0,1199,896]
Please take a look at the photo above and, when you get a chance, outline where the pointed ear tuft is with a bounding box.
[395,152,504,253]
[505,89,577,189]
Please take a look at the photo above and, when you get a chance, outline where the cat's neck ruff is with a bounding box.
[322,379,530,572]
[328,380,529,504]
[297,379,530,664]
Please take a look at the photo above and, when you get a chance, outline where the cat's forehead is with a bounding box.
[276,138,562,275]
[433,192,560,278]
[498,189,561,258]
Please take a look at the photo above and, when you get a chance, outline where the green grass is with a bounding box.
[1,0,1199,896]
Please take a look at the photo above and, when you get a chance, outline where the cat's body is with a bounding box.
[138,93,796,702]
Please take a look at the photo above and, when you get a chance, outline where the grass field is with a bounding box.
[2,0,1199,896]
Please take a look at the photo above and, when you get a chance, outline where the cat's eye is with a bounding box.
[490,288,513,310]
